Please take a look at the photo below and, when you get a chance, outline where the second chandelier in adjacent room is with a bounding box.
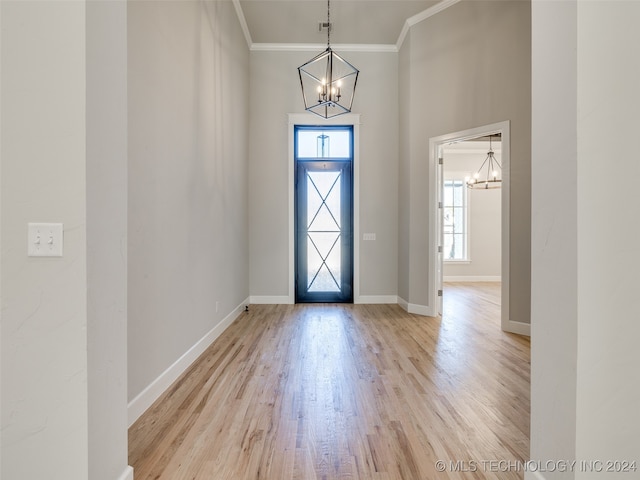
[466,134,502,189]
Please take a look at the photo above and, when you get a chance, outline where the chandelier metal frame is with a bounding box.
[298,0,359,119]
[466,135,502,189]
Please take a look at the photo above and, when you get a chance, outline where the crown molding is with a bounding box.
[250,43,398,53]
[233,0,462,53]
[396,21,412,51]
[232,0,253,49]
[408,0,463,28]
[397,0,462,49]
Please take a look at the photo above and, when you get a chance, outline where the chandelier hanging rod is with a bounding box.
[326,0,331,48]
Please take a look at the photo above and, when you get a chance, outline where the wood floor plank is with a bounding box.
[130,283,530,479]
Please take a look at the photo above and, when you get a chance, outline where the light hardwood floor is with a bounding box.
[129,283,530,479]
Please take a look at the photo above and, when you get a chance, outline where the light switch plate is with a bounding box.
[363,233,376,241]
[28,223,63,257]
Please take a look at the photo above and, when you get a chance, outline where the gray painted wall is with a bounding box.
[248,51,399,299]
[398,33,412,304]
[1,3,90,478]
[530,2,578,475]
[127,0,250,401]
[531,1,640,478]
[2,1,131,479]
[398,0,531,322]
[575,2,640,471]
[87,2,130,480]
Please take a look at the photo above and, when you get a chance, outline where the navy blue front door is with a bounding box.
[295,127,353,303]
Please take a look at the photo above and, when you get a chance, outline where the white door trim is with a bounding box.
[429,121,523,335]
[288,113,361,304]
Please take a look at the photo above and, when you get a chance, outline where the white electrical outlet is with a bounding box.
[28,223,63,257]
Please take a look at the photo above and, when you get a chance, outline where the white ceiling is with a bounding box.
[237,0,441,47]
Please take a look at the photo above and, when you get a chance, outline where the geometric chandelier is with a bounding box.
[298,0,359,119]
[466,134,502,189]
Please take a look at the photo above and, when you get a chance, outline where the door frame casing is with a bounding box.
[429,121,527,335]
[288,113,361,304]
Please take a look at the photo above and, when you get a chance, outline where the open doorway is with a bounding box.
[429,121,520,334]
[440,137,502,328]
[442,137,502,281]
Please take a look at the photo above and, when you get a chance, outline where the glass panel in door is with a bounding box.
[295,127,353,303]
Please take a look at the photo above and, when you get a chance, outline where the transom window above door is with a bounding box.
[296,128,352,159]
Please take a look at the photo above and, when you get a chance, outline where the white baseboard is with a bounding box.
[503,319,530,336]
[408,303,433,316]
[355,295,398,304]
[127,297,249,427]
[118,466,134,480]
[249,295,293,304]
[397,296,409,311]
[444,276,501,282]
[397,296,434,317]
